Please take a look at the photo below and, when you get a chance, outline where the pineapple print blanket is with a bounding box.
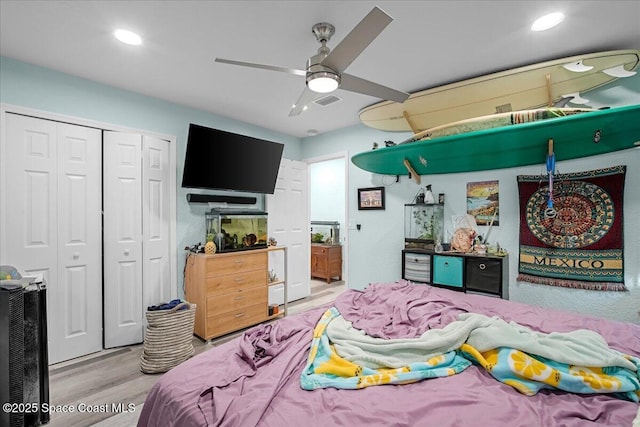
[300,307,640,402]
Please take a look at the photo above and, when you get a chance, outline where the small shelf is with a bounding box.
[402,248,509,299]
[267,246,288,317]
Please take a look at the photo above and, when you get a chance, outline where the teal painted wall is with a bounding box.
[0,56,303,293]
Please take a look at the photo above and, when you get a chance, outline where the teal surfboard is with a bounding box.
[351,105,640,176]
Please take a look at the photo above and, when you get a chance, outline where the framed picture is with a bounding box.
[358,186,385,210]
[466,180,499,225]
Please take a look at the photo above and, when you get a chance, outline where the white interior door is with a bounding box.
[142,135,171,310]
[2,114,102,364]
[103,131,143,348]
[267,158,310,302]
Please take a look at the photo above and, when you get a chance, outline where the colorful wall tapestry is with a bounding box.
[517,166,626,291]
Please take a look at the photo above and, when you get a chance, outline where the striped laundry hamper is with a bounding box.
[140,301,196,374]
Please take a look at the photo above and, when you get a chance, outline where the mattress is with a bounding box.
[138,281,639,426]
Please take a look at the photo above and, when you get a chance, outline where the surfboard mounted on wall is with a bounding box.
[358,50,639,133]
[351,105,640,176]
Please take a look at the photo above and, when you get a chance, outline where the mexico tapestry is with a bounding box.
[517,165,626,291]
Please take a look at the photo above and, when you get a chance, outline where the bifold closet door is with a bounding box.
[3,114,102,364]
[141,135,172,311]
[103,132,171,348]
[103,132,144,348]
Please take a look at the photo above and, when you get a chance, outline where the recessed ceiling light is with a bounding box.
[531,12,564,32]
[114,29,142,46]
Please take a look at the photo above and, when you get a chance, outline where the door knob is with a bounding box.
[124,249,130,256]
[73,252,80,259]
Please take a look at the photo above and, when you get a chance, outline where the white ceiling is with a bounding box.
[1,1,639,138]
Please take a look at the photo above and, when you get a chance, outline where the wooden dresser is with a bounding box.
[185,248,286,340]
[310,244,342,283]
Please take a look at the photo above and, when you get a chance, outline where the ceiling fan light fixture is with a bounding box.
[307,72,340,93]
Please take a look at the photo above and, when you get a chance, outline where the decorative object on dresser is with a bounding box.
[204,233,217,254]
[184,247,287,340]
[310,221,340,245]
[206,210,268,253]
[402,249,509,299]
[311,244,342,283]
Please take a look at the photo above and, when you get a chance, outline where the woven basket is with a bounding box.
[140,301,196,374]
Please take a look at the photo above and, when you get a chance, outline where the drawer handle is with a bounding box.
[444,262,449,266]
[234,260,244,264]
[235,313,245,318]
[479,263,486,270]
[234,296,244,301]
[234,277,245,283]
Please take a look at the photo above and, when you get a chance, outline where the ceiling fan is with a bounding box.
[215,6,410,117]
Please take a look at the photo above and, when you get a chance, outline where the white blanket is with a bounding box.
[326,312,636,371]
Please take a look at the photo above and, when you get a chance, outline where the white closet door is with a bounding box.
[103,132,143,348]
[3,114,102,364]
[267,158,310,302]
[141,135,171,310]
[56,122,103,361]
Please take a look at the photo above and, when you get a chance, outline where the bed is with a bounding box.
[137,281,640,426]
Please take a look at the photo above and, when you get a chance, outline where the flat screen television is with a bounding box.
[181,124,284,194]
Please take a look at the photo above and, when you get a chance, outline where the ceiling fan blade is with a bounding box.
[321,6,393,73]
[215,58,306,77]
[289,87,320,117]
[340,73,409,103]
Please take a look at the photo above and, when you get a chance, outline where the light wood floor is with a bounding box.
[46,279,346,427]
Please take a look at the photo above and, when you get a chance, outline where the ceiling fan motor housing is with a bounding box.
[307,22,340,85]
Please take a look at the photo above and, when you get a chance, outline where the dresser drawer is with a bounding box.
[206,303,267,337]
[207,286,267,317]
[403,252,431,282]
[311,245,326,255]
[206,251,267,276]
[465,257,502,295]
[206,269,267,295]
[433,255,463,288]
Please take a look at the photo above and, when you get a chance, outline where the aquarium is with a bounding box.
[405,203,444,249]
[206,210,268,252]
[310,221,341,245]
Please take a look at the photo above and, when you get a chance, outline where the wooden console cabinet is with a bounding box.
[185,247,287,340]
[402,249,509,299]
[311,244,342,283]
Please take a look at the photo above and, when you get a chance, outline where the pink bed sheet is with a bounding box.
[137,281,639,426]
